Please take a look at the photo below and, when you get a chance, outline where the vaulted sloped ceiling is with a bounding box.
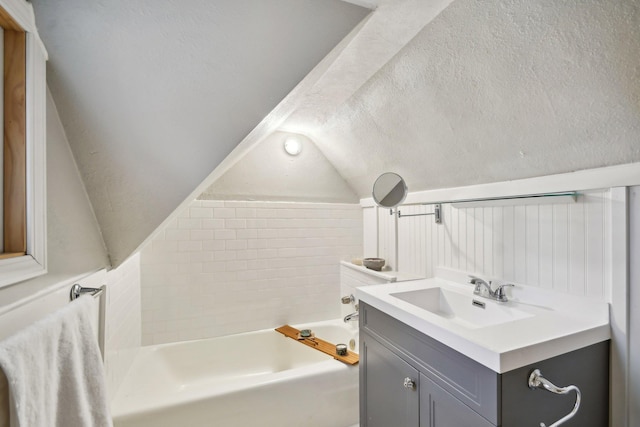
[282,0,640,197]
[200,132,359,203]
[30,0,640,268]
[31,0,369,267]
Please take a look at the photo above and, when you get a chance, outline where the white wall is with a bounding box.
[373,190,611,300]
[141,200,362,345]
[0,258,142,405]
[201,131,358,203]
[340,263,389,320]
[103,254,141,401]
[0,90,109,309]
[0,90,141,403]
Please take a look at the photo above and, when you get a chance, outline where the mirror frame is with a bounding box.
[372,172,408,209]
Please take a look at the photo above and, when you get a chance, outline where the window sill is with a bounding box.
[0,255,46,288]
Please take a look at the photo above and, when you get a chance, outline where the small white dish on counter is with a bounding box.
[356,267,610,373]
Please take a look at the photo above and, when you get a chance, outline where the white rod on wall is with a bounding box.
[449,193,576,209]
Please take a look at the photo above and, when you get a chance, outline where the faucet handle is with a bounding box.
[469,275,491,295]
[341,294,355,304]
[494,284,514,302]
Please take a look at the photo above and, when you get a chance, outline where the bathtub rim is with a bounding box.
[111,318,359,419]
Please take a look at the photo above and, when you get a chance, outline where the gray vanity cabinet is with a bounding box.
[360,336,419,427]
[360,301,498,427]
[359,301,609,427]
[360,328,493,427]
[420,375,493,427]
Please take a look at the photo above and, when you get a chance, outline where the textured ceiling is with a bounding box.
[198,0,455,203]
[30,0,640,267]
[31,0,369,267]
[293,0,640,197]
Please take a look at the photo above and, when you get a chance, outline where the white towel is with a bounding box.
[0,295,112,427]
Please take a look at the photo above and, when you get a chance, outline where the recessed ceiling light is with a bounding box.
[284,137,302,156]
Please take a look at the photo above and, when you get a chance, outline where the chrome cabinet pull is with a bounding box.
[528,369,581,427]
[403,377,416,390]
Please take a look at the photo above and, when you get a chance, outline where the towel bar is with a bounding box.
[69,284,104,301]
[528,369,581,427]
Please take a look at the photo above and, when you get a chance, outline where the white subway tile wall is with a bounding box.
[373,190,611,300]
[104,253,142,401]
[141,200,363,345]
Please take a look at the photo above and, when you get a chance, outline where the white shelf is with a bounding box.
[340,261,424,283]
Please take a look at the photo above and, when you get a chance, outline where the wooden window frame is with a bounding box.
[3,24,26,259]
[0,0,46,288]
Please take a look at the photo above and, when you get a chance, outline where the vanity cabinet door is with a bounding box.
[420,375,494,427]
[360,333,419,427]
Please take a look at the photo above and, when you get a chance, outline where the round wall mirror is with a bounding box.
[372,172,408,208]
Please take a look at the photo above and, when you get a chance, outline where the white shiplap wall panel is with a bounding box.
[585,193,606,300]
[539,205,553,290]
[393,190,611,300]
[450,206,460,270]
[467,208,478,274]
[398,205,433,276]
[457,204,467,273]
[513,205,527,284]
[425,206,435,276]
[552,204,569,294]
[492,206,504,279]
[525,205,539,286]
[502,206,515,281]
[568,200,586,295]
[363,207,378,258]
[378,207,396,270]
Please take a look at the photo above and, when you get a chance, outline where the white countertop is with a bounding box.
[356,271,610,373]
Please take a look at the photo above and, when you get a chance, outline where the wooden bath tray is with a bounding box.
[275,325,359,365]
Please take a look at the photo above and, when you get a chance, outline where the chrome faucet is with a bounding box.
[344,304,359,322]
[343,312,359,322]
[469,276,493,296]
[468,276,514,302]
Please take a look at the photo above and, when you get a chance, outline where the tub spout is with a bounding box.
[343,312,359,323]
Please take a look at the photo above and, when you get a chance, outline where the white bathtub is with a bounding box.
[111,319,359,427]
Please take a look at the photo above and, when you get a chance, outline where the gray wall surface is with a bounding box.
[630,186,639,425]
[31,0,369,267]
[0,91,110,307]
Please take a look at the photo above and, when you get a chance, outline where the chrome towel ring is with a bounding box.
[528,369,581,427]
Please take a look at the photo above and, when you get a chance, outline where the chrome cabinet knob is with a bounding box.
[403,377,416,390]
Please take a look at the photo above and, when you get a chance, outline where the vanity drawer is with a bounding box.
[360,302,499,425]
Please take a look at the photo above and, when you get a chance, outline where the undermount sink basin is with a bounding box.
[390,287,533,329]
